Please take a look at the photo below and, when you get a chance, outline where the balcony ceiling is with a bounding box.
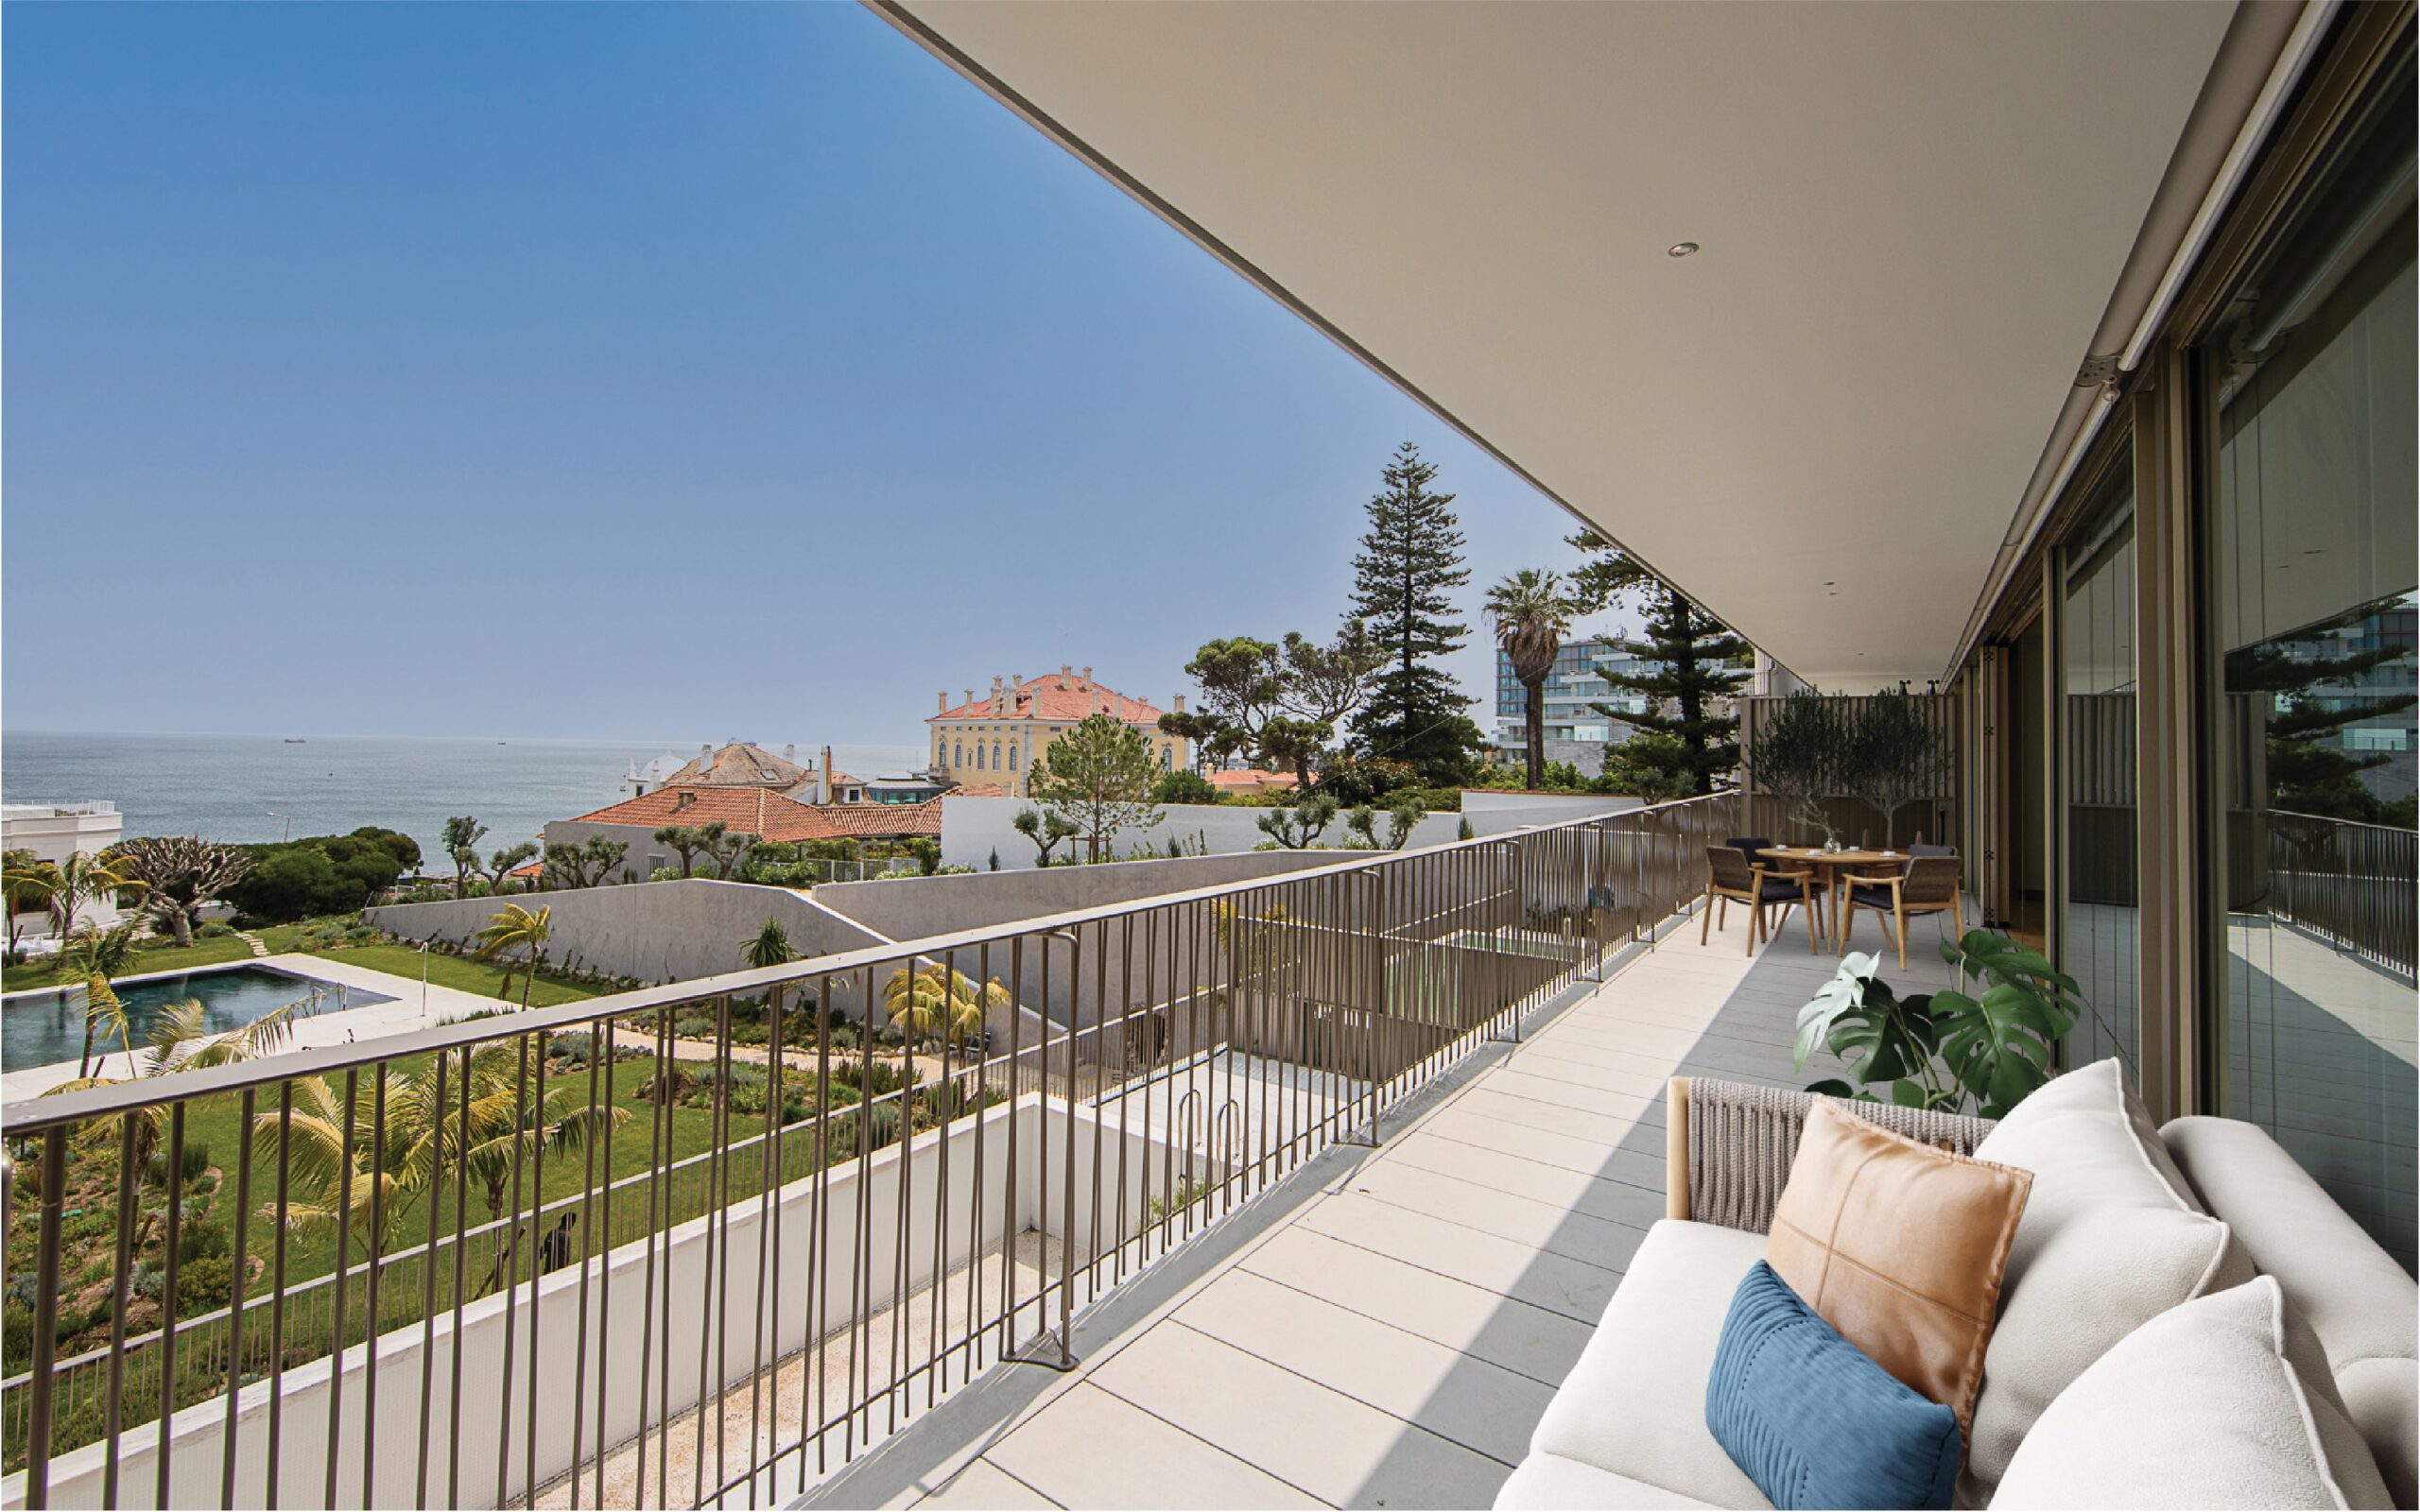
[882,1,2238,690]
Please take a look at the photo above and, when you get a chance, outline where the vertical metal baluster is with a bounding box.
[156,1101,187,1507]
[997,939,1021,1359]
[493,1038,527,1509]
[636,1009,668,1511]
[360,1066,388,1506]
[414,1053,446,1508]
[446,1045,473,1509]
[959,945,987,1392]
[1113,918,1134,1281]
[707,993,737,1507]
[1058,931,1080,1362]
[567,1016,603,1511]
[96,1113,138,1507]
[805,972,833,1489]
[754,986,786,1500]
[322,1069,358,1510]
[890,972,911,1432]
[926,957,950,1406]
[24,1127,68,1512]
[591,1015,618,1512]
[524,1033,547,1509]
[265,1084,294,1512]
[219,1091,255,1509]
[1086,931,1106,1299]
[848,971,875,1457]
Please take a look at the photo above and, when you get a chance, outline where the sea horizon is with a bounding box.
[3,729,925,868]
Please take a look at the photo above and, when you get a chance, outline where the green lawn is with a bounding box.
[290,939,603,1008]
[0,935,256,993]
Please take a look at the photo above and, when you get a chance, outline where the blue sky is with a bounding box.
[5,2,1600,746]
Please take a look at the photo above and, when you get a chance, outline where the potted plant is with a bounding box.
[1794,930,2083,1118]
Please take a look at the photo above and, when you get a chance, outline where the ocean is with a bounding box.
[1,730,924,867]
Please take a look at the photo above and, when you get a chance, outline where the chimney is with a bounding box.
[1058,664,1071,689]
[784,743,795,762]
[1081,665,1093,688]
[1174,694,1186,713]
[821,745,835,805]
[992,676,1006,714]
[964,689,975,710]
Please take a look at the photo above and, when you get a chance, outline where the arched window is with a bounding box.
[1162,746,1173,770]
[992,741,1004,771]
[1009,744,1019,770]
[975,744,986,770]
[954,741,964,768]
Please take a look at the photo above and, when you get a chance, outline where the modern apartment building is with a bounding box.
[1493,638,1649,747]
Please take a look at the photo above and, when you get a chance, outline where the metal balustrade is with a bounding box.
[0,792,1739,1509]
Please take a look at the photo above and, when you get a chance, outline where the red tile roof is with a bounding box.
[949,782,1009,799]
[655,742,811,789]
[1208,768,1299,791]
[932,673,1166,726]
[563,786,941,842]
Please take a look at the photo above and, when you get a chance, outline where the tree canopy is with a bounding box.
[1347,442,1485,783]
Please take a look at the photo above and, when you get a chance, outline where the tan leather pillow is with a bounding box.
[1767,1099,2031,1447]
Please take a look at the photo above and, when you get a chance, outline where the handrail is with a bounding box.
[12,794,1699,1132]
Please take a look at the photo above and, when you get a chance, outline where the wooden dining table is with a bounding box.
[1757,846,1913,954]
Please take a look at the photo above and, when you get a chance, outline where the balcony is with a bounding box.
[9,794,1933,1510]
[811,895,1960,1511]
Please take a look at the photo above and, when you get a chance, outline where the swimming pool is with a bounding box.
[0,965,394,1073]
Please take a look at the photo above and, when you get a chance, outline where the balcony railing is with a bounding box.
[1,791,1740,1510]
[2268,810,2419,981]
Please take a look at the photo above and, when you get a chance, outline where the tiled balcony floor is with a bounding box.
[810,902,1962,1511]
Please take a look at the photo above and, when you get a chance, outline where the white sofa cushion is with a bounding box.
[1964,1058,2255,1503]
[1994,1277,2393,1509]
[1496,1452,1727,1510]
[2164,1115,2420,1510]
[1528,1218,1773,1510]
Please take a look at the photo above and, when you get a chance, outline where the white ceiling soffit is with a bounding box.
[880,0,2241,692]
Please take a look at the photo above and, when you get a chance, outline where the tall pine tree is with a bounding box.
[1570,529,1752,795]
[1347,442,1485,783]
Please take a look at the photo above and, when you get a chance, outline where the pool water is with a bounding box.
[0,966,394,1073]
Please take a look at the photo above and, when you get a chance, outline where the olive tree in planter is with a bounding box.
[1794,931,2082,1118]
[1841,686,1943,848]
[1740,689,1841,846]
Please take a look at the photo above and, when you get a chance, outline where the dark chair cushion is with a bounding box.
[1849,883,1897,909]
[1759,877,1809,903]
[1728,837,1775,866]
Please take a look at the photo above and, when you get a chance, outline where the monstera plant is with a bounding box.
[1794,930,2083,1119]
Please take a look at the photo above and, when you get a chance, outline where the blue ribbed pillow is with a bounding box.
[1705,1263,1960,1511]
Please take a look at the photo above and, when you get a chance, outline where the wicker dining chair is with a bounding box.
[1838,852,1964,967]
[1700,845,1821,955]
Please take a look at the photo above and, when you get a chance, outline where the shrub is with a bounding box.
[176,1220,231,1265]
[1150,771,1219,806]
[147,1142,212,1189]
[174,1255,237,1314]
[2,1300,32,1372]
[196,921,236,939]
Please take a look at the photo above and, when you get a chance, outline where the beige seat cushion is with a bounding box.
[1495,1453,1729,1510]
[2164,1115,2420,1510]
[1767,1099,2031,1446]
[1530,1219,1773,1510]
[1964,1058,2254,1503]
[1994,1277,2392,1509]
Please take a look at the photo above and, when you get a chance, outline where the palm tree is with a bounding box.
[883,963,1003,1053]
[4,849,60,959]
[47,850,142,950]
[1488,569,1578,789]
[257,1041,625,1263]
[61,923,144,1077]
[471,902,552,1009]
[742,918,794,971]
[42,995,301,1180]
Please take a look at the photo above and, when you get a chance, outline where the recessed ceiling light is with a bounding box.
[1668,242,1701,258]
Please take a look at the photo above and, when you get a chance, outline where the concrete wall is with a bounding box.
[365,879,884,987]
[4,1097,1181,1512]
[1460,791,1645,827]
[812,850,1343,941]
